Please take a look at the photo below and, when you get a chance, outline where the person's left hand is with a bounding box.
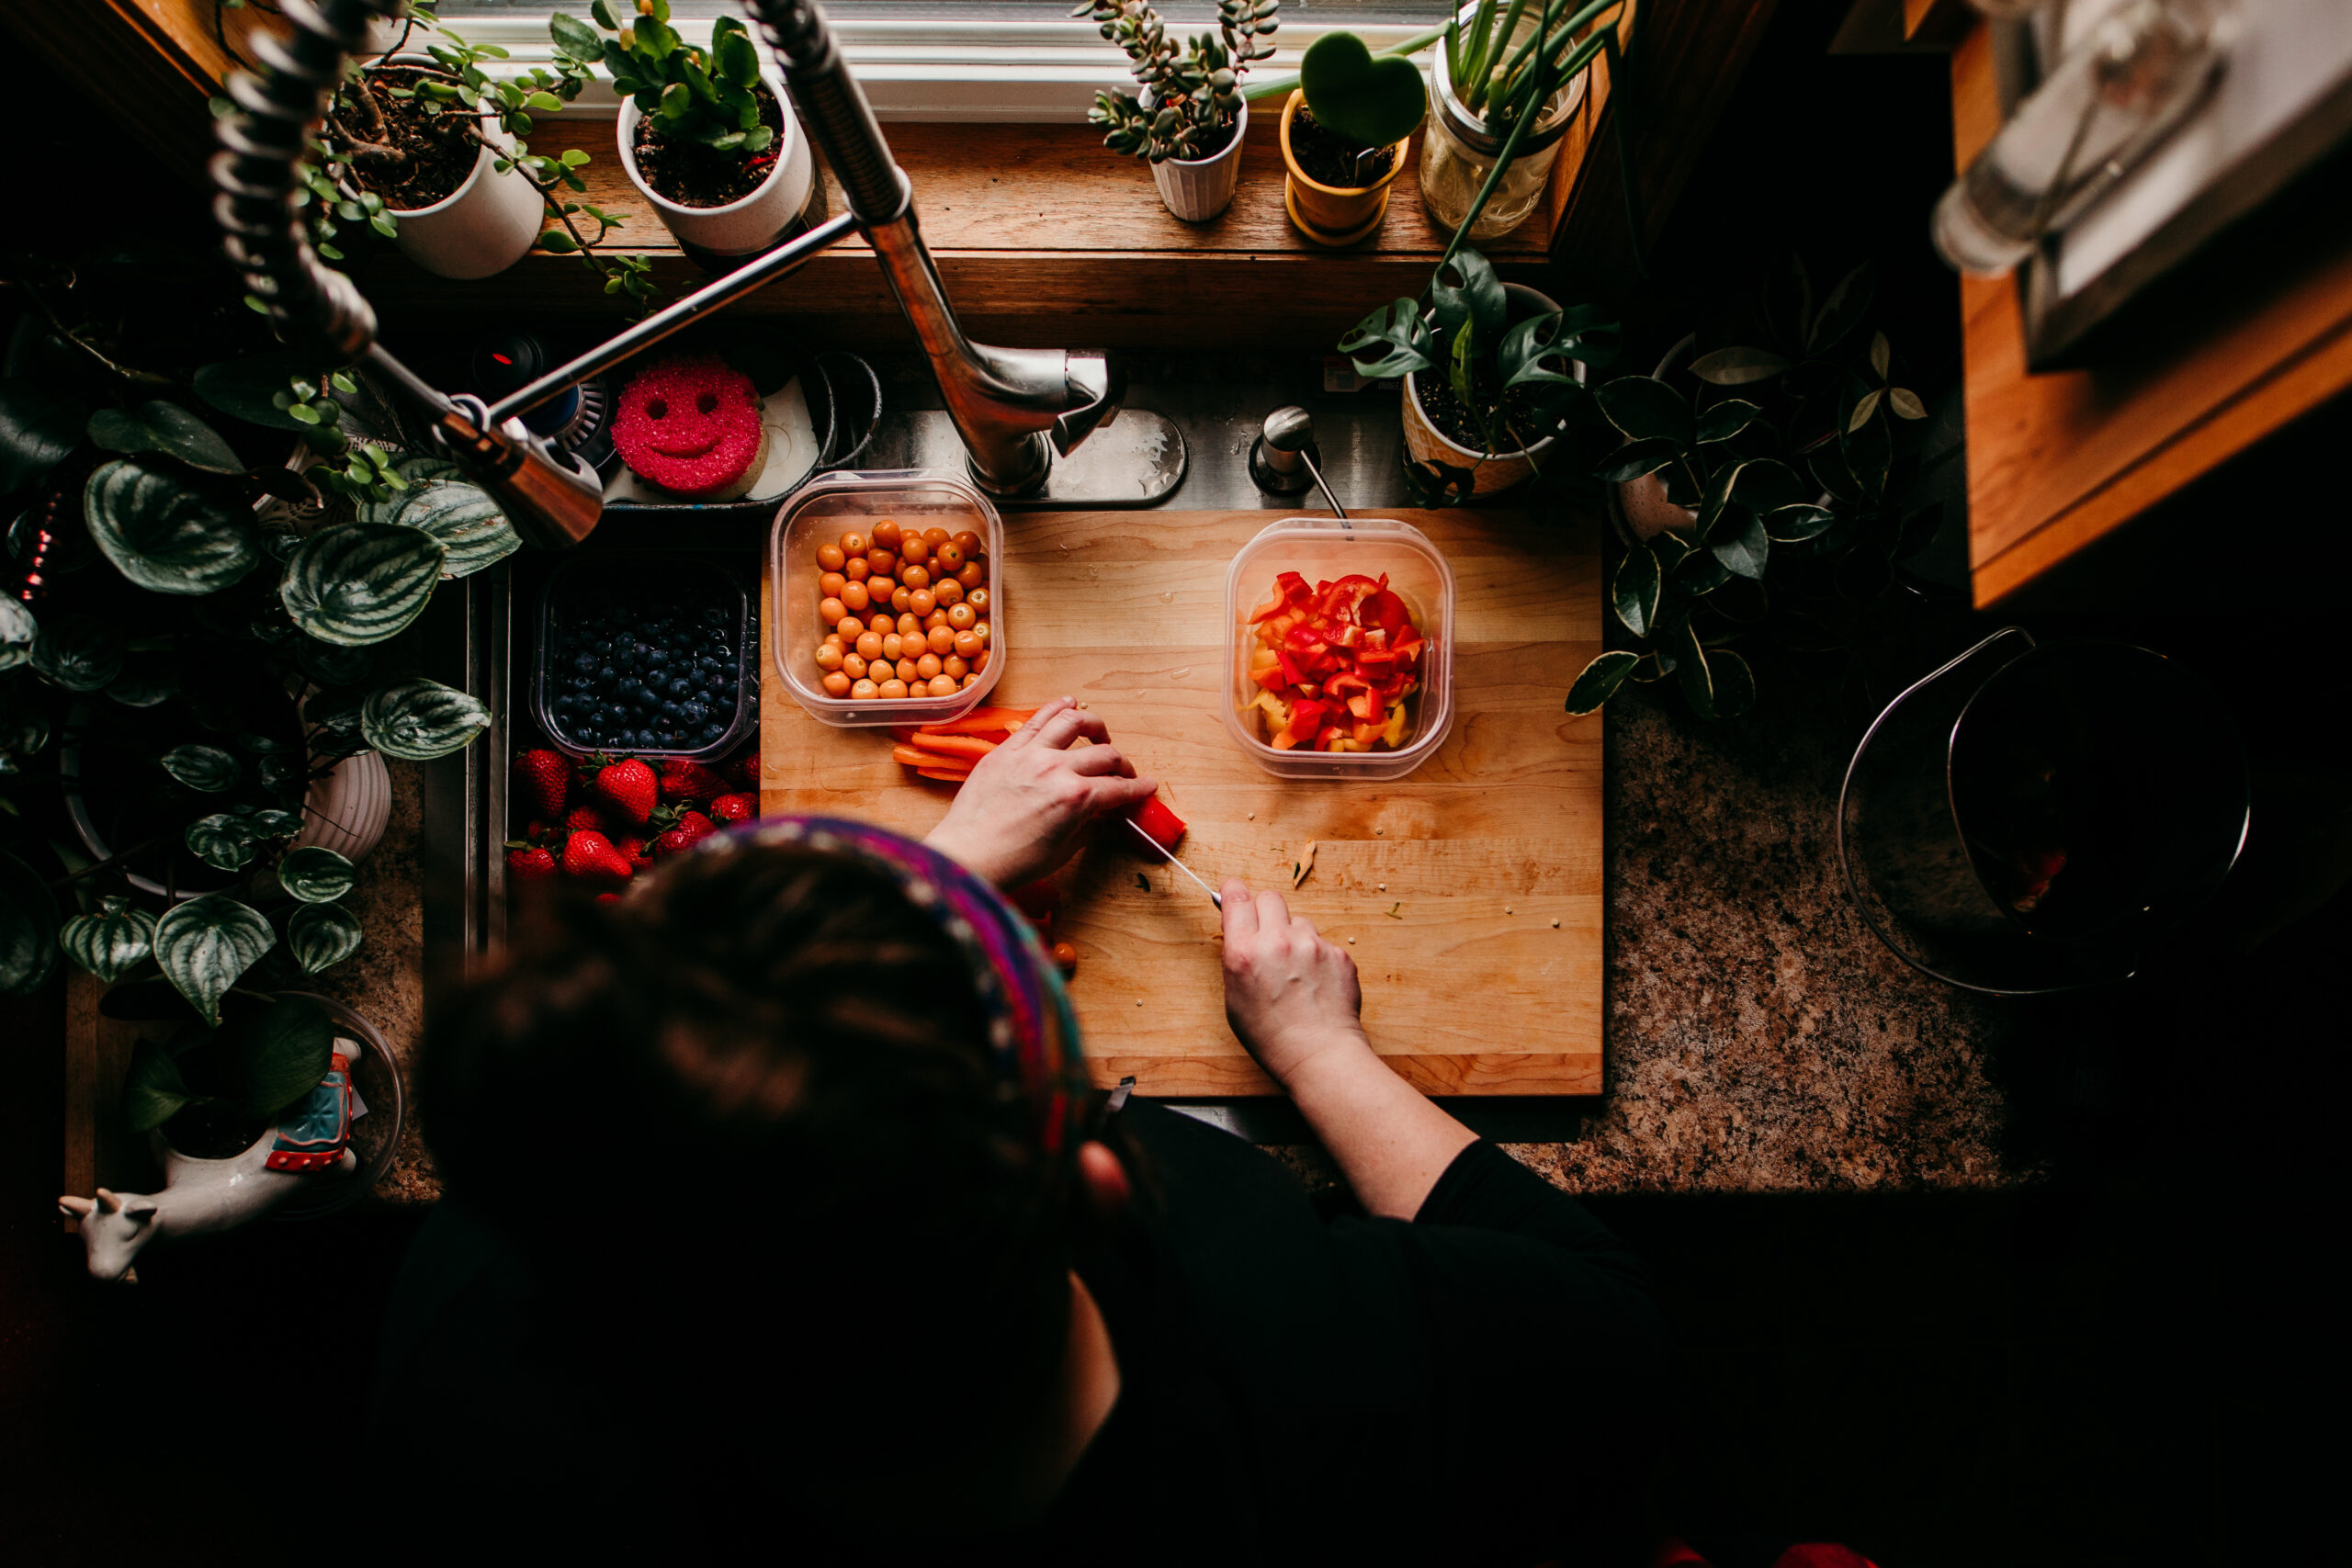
[923,697,1159,889]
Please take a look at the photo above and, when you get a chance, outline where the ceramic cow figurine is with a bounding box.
[59,1035,366,1283]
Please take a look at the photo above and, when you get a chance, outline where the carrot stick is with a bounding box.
[888,726,922,744]
[914,766,973,784]
[891,743,942,769]
[906,731,999,761]
[919,706,1035,738]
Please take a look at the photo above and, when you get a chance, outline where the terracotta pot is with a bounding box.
[1150,100,1248,222]
[1400,281,1572,499]
[368,60,542,281]
[618,68,814,257]
[1278,90,1412,248]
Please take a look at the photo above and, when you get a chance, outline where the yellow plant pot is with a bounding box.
[1278,90,1413,248]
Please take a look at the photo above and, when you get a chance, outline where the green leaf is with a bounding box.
[1430,249,1505,341]
[1563,650,1640,716]
[287,902,364,975]
[1336,298,1434,380]
[538,228,580,254]
[714,24,761,87]
[658,81,692,121]
[1696,460,1747,538]
[1673,546,1731,597]
[1668,619,1714,719]
[360,677,492,761]
[1686,347,1789,386]
[1592,438,1680,483]
[1694,400,1759,444]
[30,615,125,692]
[1847,387,1883,433]
[122,1039,194,1133]
[1808,259,1876,355]
[1887,387,1928,420]
[279,523,446,646]
[86,402,243,474]
[186,813,260,873]
[1765,503,1837,542]
[0,851,62,997]
[248,808,303,838]
[0,598,35,672]
[1708,506,1770,581]
[61,896,158,983]
[277,846,356,904]
[193,354,334,434]
[1593,377,1692,446]
[1611,539,1660,637]
[153,895,275,1026]
[588,0,618,29]
[217,994,334,1119]
[384,482,519,577]
[0,378,87,493]
[1870,330,1891,380]
[84,458,261,596]
[1705,647,1756,719]
[1298,29,1426,147]
[1498,310,1584,395]
[162,744,240,794]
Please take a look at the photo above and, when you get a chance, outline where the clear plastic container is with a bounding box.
[533,554,755,762]
[1222,516,1455,781]
[770,468,1006,728]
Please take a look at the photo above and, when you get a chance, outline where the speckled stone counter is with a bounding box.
[357,660,2028,1205]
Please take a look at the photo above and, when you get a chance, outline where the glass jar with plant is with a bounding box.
[1275,30,1429,246]
[1560,259,1942,723]
[1079,0,1280,222]
[0,269,503,1008]
[1422,0,1631,243]
[1338,247,1622,502]
[548,1,817,262]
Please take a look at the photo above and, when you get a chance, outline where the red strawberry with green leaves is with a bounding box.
[505,844,558,882]
[561,829,634,882]
[591,758,659,826]
[708,792,757,824]
[653,809,716,857]
[513,749,573,819]
[658,758,730,807]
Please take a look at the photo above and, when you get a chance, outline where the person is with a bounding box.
[368,699,1664,1564]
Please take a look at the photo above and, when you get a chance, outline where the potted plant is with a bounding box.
[1338,247,1620,502]
[548,3,815,263]
[1079,0,1279,223]
[1559,258,1941,723]
[1422,0,1630,243]
[1277,31,1426,247]
[0,282,503,1001]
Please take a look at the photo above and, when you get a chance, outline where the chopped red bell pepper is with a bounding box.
[1129,796,1187,852]
[1284,698,1329,745]
[1243,568,1425,752]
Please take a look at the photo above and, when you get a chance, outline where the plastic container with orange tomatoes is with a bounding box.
[1223,516,1455,781]
[769,469,1007,728]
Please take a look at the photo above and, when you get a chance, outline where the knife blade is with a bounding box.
[1125,817,1222,909]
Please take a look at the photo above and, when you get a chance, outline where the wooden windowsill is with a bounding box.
[365,113,1554,346]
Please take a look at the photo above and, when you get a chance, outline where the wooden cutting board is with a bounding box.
[760,509,1603,1096]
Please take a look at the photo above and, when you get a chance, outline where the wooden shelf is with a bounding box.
[364,114,1553,347]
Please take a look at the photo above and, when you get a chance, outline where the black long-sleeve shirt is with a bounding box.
[366,1101,1663,1566]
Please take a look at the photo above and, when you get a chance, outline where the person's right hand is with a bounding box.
[1218,879,1371,1089]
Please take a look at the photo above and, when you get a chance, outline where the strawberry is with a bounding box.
[616,834,654,871]
[513,750,573,820]
[564,805,610,835]
[591,758,660,826]
[729,754,760,791]
[561,829,635,882]
[708,792,757,824]
[653,809,716,857]
[594,892,621,905]
[658,758,730,807]
[505,844,558,882]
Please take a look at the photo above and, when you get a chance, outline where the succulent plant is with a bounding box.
[1080,0,1279,164]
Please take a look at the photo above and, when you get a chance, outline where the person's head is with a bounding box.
[420,821,1124,1528]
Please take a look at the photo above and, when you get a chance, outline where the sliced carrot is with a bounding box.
[914,765,972,784]
[906,731,999,761]
[890,743,940,769]
[918,706,1035,738]
[888,726,922,744]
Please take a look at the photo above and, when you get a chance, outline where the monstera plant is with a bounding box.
[0,282,503,1010]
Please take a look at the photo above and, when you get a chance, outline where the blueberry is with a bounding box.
[666,678,689,699]
[712,645,733,661]
[597,665,616,682]
[648,649,669,668]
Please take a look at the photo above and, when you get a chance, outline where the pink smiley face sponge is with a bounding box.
[611,355,771,501]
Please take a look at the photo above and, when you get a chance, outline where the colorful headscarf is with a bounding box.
[686,817,1091,1158]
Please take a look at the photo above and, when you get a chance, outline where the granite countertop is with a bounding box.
[348,639,2029,1207]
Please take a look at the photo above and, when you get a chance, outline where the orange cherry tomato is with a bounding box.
[951,530,981,556]
[818,596,846,626]
[877,678,909,699]
[821,671,852,697]
[973,649,990,673]
[872,519,902,548]
[851,677,878,700]
[952,628,982,659]
[943,655,968,679]
[964,586,989,614]
[898,534,932,565]
[866,548,897,578]
[867,575,897,603]
[842,652,869,679]
[924,610,950,632]
[842,558,870,582]
[908,588,937,616]
[946,603,976,631]
[901,564,932,592]
[894,612,920,637]
[881,632,904,660]
[840,581,870,613]
[1050,942,1078,975]
[915,652,943,681]
[815,542,845,572]
[868,612,894,635]
[974,621,990,646]
[922,526,951,546]
[961,671,982,688]
[926,674,958,697]
[896,658,921,683]
[815,643,844,671]
[855,631,884,660]
[927,626,956,656]
[819,570,846,598]
[839,531,867,556]
[933,578,965,607]
[956,561,983,591]
[933,541,966,573]
[890,588,913,614]
[835,615,865,640]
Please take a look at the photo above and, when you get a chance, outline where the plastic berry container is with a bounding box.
[1221,516,1455,781]
[532,554,756,761]
[769,468,1006,728]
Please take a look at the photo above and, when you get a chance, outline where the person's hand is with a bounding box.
[923,698,1159,890]
[1218,878,1372,1089]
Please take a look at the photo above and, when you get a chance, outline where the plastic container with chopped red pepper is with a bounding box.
[1222,518,1454,781]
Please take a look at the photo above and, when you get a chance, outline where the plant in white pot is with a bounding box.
[548,3,815,263]
[1079,0,1279,222]
[1338,247,1620,503]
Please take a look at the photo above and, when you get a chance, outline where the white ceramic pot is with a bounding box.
[385,130,543,281]
[1151,100,1248,222]
[1400,282,1571,499]
[291,748,391,864]
[618,68,814,256]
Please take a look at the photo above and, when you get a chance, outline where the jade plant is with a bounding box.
[1339,247,1622,502]
[0,266,501,1006]
[1080,0,1280,163]
[550,2,774,154]
[1562,259,1939,723]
